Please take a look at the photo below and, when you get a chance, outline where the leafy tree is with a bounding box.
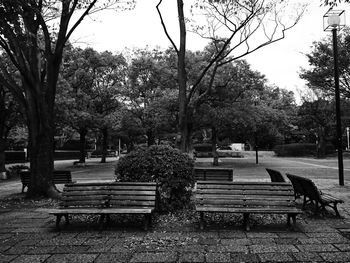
[121,48,178,146]
[298,96,335,158]
[0,0,134,198]
[156,0,305,154]
[300,28,350,99]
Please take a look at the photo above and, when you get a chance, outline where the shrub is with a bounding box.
[115,145,195,212]
[273,143,316,157]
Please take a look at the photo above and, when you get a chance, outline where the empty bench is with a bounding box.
[286,173,343,217]
[266,168,286,182]
[194,168,233,181]
[20,170,75,193]
[196,181,301,231]
[45,182,157,230]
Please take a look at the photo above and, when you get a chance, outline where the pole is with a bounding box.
[255,131,258,164]
[347,127,349,150]
[332,28,344,186]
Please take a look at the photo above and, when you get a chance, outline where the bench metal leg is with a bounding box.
[333,203,341,217]
[22,184,26,193]
[98,214,105,230]
[199,212,204,230]
[143,214,151,231]
[56,215,62,230]
[243,213,250,231]
[64,214,69,225]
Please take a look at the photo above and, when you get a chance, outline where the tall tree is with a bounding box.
[0,0,134,197]
[156,0,305,154]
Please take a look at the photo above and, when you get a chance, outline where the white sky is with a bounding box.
[71,0,350,102]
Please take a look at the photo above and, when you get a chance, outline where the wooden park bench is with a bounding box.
[194,167,233,181]
[20,170,75,193]
[266,168,286,182]
[45,182,157,230]
[195,181,301,231]
[286,173,343,217]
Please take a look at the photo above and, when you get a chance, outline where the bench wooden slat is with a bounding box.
[47,208,154,214]
[196,206,300,213]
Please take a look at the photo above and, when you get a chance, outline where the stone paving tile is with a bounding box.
[298,238,324,244]
[25,246,56,254]
[87,243,115,253]
[207,244,248,253]
[334,243,350,251]
[4,245,32,255]
[205,252,231,263]
[45,253,98,263]
[130,252,177,263]
[250,238,276,245]
[296,244,339,252]
[257,252,294,262]
[10,254,50,263]
[249,244,299,253]
[231,253,259,263]
[178,252,205,263]
[246,232,279,238]
[94,252,132,263]
[291,252,324,262]
[319,251,350,262]
[220,238,251,246]
[274,238,300,245]
[0,254,17,263]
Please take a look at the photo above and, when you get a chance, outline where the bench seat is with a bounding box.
[46,182,157,230]
[196,181,301,231]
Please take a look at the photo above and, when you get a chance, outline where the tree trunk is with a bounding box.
[79,128,87,163]
[101,127,108,163]
[211,126,219,166]
[316,126,326,158]
[25,89,60,199]
[0,138,6,174]
[147,129,156,146]
[177,0,189,153]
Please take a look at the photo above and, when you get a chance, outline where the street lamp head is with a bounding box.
[323,9,345,31]
[328,14,341,28]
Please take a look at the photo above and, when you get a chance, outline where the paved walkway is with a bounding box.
[1,154,350,262]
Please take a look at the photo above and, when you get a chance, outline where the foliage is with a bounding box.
[115,145,195,212]
[273,143,317,157]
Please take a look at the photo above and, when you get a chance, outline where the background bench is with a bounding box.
[45,182,157,230]
[194,168,233,181]
[196,181,301,230]
[286,173,343,217]
[266,168,286,182]
[20,170,74,193]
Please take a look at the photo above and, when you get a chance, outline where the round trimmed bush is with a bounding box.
[115,145,195,212]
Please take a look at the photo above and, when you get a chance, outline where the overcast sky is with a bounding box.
[71,0,350,102]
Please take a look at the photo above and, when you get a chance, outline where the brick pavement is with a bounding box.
[1,156,350,262]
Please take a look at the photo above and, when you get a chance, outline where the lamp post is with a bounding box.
[323,9,346,186]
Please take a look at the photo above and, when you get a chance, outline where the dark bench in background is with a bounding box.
[195,181,301,231]
[20,170,75,193]
[194,167,233,181]
[44,182,157,230]
[286,173,343,217]
[266,168,286,182]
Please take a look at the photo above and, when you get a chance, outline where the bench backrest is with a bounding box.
[286,173,321,200]
[266,168,286,182]
[194,168,233,181]
[20,170,72,184]
[196,181,295,210]
[109,182,157,209]
[61,182,157,209]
